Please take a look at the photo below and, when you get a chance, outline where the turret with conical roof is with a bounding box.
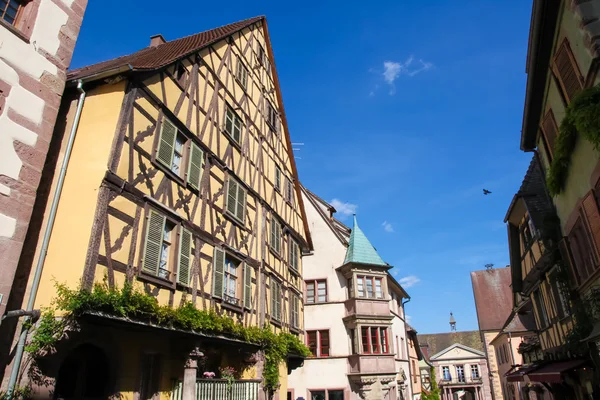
[343,215,387,266]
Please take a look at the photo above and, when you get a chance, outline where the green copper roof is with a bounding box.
[344,215,387,266]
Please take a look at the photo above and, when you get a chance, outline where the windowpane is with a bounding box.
[375,278,382,299]
[456,365,465,382]
[1,0,20,25]
[223,257,239,305]
[361,327,369,353]
[366,278,374,298]
[317,281,327,302]
[380,328,388,353]
[357,277,364,298]
[159,221,175,279]
[225,107,242,143]
[442,366,451,380]
[307,331,317,357]
[319,330,329,357]
[370,327,379,353]
[471,364,480,378]
[306,282,315,303]
[329,390,344,400]
[311,392,325,400]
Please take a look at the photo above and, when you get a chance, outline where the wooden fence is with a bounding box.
[171,379,260,400]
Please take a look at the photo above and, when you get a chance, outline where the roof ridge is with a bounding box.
[152,15,265,49]
[68,15,265,80]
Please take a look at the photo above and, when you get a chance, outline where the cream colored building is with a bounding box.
[288,187,416,400]
[429,343,491,400]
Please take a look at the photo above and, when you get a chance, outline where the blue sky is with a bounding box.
[72,0,533,334]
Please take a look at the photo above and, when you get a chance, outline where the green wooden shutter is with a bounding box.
[243,263,252,309]
[177,229,192,286]
[143,210,166,275]
[226,178,238,216]
[271,280,278,320]
[157,118,177,167]
[276,284,281,321]
[236,184,246,222]
[187,143,203,190]
[212,248,225,299]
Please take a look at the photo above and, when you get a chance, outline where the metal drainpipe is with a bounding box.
[6,80,86,398]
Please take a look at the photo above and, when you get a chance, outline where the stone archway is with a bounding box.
[54,343,110,399]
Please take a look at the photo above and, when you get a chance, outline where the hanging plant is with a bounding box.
[25,282,311,393]
[547,85,600,196]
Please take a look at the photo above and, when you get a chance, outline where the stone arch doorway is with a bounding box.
[452,389,476,400]
[54,343,110,399]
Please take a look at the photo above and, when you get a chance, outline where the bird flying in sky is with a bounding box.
[483,189,492,195]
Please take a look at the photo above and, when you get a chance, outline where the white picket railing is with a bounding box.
[171,379,260,400]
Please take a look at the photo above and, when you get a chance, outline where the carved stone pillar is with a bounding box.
[254,350,267,400]
[182,348,204,400]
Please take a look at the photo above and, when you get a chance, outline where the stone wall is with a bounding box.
[0,0,87,384]
[0,0,87,318]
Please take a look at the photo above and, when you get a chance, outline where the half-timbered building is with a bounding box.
[11,16,312,399]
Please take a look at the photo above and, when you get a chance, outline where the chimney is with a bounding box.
[150,34,166,47]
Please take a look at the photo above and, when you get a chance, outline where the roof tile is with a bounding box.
[68,16,264,81]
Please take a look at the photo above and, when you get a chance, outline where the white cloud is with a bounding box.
[406,315,413,324]
[399,275,421,288]
[380,56,433,95]
[330,199,357,219]
[382,221,394,233]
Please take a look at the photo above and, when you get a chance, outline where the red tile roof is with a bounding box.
[68,16,264,81]
[471,267,513,331]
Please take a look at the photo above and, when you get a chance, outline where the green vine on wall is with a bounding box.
[26,282,310,393]
[421,367,440,400]
[547,85,600,196]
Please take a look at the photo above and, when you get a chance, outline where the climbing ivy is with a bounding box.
[27,282,310,393]
[547,85,600,196]
[420,367,440,400]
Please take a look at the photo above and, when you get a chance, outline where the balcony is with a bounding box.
[344,297,391,318]
[439,376,483,386]
[347,354,395,374]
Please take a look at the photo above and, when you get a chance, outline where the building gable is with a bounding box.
[430,343,485,361]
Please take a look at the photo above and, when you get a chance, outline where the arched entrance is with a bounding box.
[452,389,476,400]
[54,343,110,399]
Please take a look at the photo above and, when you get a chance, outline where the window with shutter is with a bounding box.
[285,177,294,203]
[552,39,584,104]
[236,57,249,89]
[177,229,192,286]
[289,238,299,271]
[243,263,252,309]
[290,293,299,328]
[582,191,600,260]
[157,119,177,168]
[533,289,549,329]
[274,165,282,192]
[236,184,246,222]
[549,273,569,319]
[541,110,559,160]
[143,210,167,276]
[224,106,242,143]
[187,143,204,190]
[271,218,281,254]
[225,177,247,223]
[271,279,281,321]
[266,100,277,129]
[569,218,597,285]
[212,248,225,299]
